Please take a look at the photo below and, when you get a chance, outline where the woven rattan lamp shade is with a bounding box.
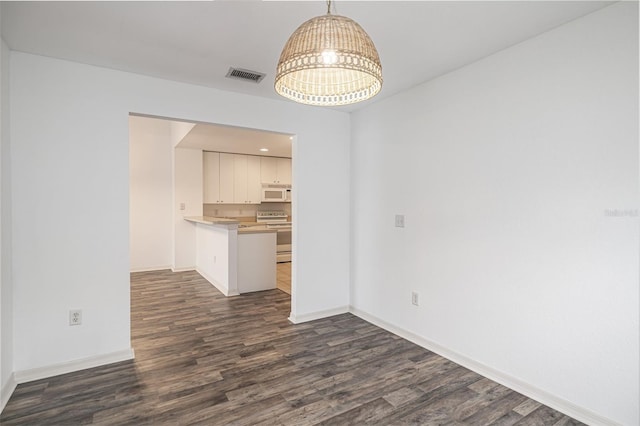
[275,12,382,106]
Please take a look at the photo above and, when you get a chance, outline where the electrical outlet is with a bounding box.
[69,309,82,326]
[411,292,419,306]
[180,202,186,211]
[395,214,405,228]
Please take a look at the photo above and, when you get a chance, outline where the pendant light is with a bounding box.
[275,0,383,107]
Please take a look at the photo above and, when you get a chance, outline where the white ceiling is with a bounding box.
[1,1,613,113]
[2,1,613,157]
[177,122,294,158]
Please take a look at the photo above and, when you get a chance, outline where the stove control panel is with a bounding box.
[257,211,289,223]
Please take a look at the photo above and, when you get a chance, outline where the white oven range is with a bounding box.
[256,211,291,263]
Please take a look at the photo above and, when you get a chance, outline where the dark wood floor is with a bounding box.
[1,270,583,425]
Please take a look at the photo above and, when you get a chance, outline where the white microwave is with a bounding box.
[261,184,291,202]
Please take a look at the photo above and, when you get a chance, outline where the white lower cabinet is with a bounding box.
[237,231,277,293]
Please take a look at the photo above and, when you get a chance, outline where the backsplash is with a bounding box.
[203,203,291,218]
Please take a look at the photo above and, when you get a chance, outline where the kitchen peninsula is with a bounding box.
[184,216,277,296]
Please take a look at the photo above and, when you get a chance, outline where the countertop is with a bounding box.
[184,216,239,226]
[184,216,277,234]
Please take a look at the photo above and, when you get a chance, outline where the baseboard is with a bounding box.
[129,265,173,273]
[349,306,618,426]
[0,373,17,413]
[288,305,350,324]
[130,267,197,274]
[196,268,239,297]
[171,266,196,273]
[14,348,135,385]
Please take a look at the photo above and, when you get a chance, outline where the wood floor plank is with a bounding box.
[0,269,586,425]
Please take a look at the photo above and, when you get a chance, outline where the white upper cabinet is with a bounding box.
[276,158,292,185]
[260,157,277,183]
[233,155,262,204]
[261,157,292,185]
[246,156,262,203]
[204,152,263,204]
[203,152,233,204]
[233,154,248,204]
[219,153,235,204]
[203,152,220,204]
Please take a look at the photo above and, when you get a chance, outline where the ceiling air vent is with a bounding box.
[226,67,266,84]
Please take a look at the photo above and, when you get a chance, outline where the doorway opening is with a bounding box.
[128,113,295,301]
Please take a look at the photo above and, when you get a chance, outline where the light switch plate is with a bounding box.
[395,214,405,228]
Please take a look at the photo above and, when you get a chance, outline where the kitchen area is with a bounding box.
[180,123,294,297]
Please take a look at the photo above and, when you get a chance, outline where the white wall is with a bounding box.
[0,14,15,408]
[351,3,638,426]
[169,121,195,148]
[129,119,202,273]
[173,147,203,270]
[9,51,351,373]
[129,116,173,272]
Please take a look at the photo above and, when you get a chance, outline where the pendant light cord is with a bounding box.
[326,0,332,14]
